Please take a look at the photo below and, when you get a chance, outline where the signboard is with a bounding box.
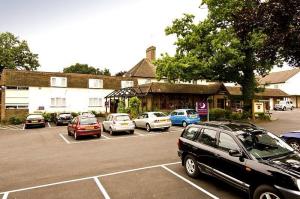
[196,99,208,116]
[254,102,264,113]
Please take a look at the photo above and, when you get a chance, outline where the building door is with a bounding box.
[217,99,225,109]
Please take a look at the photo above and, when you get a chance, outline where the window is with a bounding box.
[178,112,185,116]
[218,133,240,152]
[121,81,134,88]
[182,127,199,140]
[171,112,177,116]
[89,98,102,107]
[89,79,103,89]
[51,98,66,107]
[198,129,217,147]
[51,77,67,87]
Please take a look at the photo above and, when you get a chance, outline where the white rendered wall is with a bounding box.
[281,72,300,95]
[28,87,113,113]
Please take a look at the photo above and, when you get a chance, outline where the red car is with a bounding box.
[67,116,101,140]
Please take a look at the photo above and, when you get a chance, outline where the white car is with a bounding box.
[133,112,171,132]
[274,101,294,111]
[102,113,135,135]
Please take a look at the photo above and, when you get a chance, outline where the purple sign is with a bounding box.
[196,100,208,116]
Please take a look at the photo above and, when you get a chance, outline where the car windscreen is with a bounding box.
[79,117,97,125]
[238,131,294,160]
[151,112,166,117]
[115,115,130,121]
[27,115,43,119]
[279,101,286,104]
[186,110,197,115]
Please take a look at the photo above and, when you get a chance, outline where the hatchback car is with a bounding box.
[102,113,135,135]
[133,112,171,132]
[170,109,200,127]
[54,113,73,126]
[178,123,300,199]
[281,130,300,152]
[25,114,46,129]
[67,116,101,140]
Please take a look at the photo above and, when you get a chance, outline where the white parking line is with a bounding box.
[48,122,51,128]
[2,192,9,199]
[133,131,145,136]
[94,177,110,199]
[0,161,180,195]
[59,133,70,144]
[101,134,110,139]
[22,124,25,131]
[161,165,219,199]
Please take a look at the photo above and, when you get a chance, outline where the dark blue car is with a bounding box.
[170,109,200,127]
[281,130,300,151]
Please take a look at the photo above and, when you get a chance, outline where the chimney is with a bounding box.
[146,46,156,61]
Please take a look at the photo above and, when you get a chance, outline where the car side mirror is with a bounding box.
[229,149,243,157]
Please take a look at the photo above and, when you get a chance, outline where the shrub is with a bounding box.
[230,112,243,120]
[129,97,141,119]
[8,116,24,125]
[71,112,79,117]
[209,108,227,121]
[117,100,126,113]
[257,113,271,121]
[42,112,52,122]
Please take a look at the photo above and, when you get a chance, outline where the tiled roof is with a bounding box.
[226,86,289,97]
[124,58,156,78]
[259,68,300,84]
[139,82,225,95]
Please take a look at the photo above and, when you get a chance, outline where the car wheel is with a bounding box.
[164,127,170,131]
[96,133,101,138]
[184,155,200,178]
[109,128,114,135]
[291,107,293,110]
[68,130,72,136]
[129,130,134,134]
[146,123,151,132]
[253,185,282,199]
[287,139,300,151]
[283,107,286,111]
[74,132,79,140]
[182,121,188,127]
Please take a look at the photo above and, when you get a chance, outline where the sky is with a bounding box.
[0,0,209,74]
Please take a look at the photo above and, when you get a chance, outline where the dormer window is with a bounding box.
[51,77,67,87]
[89,79,103,89]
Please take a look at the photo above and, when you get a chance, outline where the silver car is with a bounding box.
[133,112,171,132]
[102,113,135,135]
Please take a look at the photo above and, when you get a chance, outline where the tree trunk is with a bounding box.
[240,68,256,114]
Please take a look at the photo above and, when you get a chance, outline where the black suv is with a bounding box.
[178,122,300,199]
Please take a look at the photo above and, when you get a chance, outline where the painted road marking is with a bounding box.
[22,124,25,130]
[161,165,219,199]
[101,134,110,139]
[2,192,8,199]
[0,162,180,195]
[59,133,70,144]
[94,177,110,199]
[133,131,145,136]
[48,122,51,128]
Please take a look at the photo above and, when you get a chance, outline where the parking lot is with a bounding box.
[1,109,300,199]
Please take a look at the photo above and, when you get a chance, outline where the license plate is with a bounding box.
[32,120,38,123]
[190,115,197,118]
[121,123,128,126]
[160,120,166,122]
[85,126,94,130]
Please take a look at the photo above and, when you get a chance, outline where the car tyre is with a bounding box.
[182,121,188,127]
[253,185,282,199]
[287,139,300,151]
[109,128,114,135]
[164,127,170,131]
[68,130,72,136]
[129,130,134,134]
[283,107,286,111]
[184,155,200,178]
[96,133,101,138]
[146,123,151,132]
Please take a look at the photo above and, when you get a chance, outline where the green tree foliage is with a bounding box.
[129,97,141,119]
[0,32,40,71]
[117,99,126,113]
[63,63,111,76]
[115,71,127,76]
[155,0,286,112]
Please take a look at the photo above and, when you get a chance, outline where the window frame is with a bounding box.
[88,98,103,107]
[50,77,67,87]
[50,97,66,107]
[88,79,103,89]
[197,128,218,148]
[217,132,241,152]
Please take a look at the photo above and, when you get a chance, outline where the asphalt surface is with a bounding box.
[0,109,299,199]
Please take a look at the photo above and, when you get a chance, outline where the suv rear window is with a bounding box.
[182,127,199,140]
[80,117,97,125]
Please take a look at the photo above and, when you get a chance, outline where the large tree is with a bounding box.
[0,32,40,71]
[63,63,111,76]
[155,0,299,112]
